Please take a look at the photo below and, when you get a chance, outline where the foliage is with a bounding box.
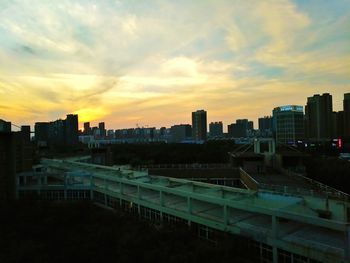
[111,141,236,165]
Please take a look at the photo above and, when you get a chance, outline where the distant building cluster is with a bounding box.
[77,92,350,147]
[1,92,349,149]
[34,114,79,147]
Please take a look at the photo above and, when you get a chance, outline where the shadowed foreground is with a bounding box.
[0,201,256,263]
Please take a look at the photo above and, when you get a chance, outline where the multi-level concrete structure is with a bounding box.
[17,157,350,263]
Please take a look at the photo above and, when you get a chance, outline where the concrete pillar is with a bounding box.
[223,205,228,225]
[120,182,123,195]
[256,141,261,153]
[271,140,276,154]
[272,216,279,263]
[187,197,192,214]
[254,140,258,153]
[187,197,192,227]
[160,191,164,206]
[137,185,141,199]
[272,246,278,263]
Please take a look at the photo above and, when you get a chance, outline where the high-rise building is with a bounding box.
[84,122,91,135]
[49,119,66,145]
[305,93,333,140]
[34,122,50,144]
[99,122,106,138]
[344,93,350,138]
[1,123,33,200]
[35,115,78,146]
[258,116,273,137]
[170,124,192,143]
[66,114,79,145]
[209,122,223,138]
[227,119,253,138]
[273,105,304,145]
[334,111,345,138]
[0,131,16,200]
[20,125,31,143]
[0,119,11,132]
[192,110,207,141]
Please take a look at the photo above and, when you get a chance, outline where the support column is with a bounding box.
[159,191,164,223]
[271,139,276,154]
[223,205,228,225]
[272,215,279,263]
[254,140,258,153]
[187,197,192,226]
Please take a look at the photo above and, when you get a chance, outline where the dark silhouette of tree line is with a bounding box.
[111,141,236,166]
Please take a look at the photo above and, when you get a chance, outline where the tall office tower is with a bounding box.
[344,93,350,138]
[258,116,273,137]
[209,121,223,138]
[99,122,106,138]
[272,105,304,145]
[192,110,207,141]
[65,114,79,145]
[305,93,333,141]
[84,122,91,135]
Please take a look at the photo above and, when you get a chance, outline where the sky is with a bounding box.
[0,0,349,131]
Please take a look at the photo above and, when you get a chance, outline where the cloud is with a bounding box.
[0,0,349,129]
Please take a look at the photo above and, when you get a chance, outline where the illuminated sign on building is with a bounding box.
[279,105,303,112]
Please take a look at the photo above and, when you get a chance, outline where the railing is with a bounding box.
[137,163,233,169]
[280,168,350,201]
[239,167,259,191]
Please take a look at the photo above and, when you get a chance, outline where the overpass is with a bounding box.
[16,157,350,263]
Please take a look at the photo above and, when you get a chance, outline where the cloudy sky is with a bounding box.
[0,0,349,130]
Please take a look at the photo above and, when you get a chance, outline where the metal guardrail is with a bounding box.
[279,168,350,201]
[137,163,234,169]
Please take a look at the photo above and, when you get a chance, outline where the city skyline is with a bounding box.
[1,1,349,129]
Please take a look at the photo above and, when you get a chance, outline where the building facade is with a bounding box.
[99,122,106,138]
[170,124,192,143]
[344,93,350,139]
[209,121,223,138]
[258,116,273,137]
[227,119,253,138]
[273,105,304,145]
[35,114,78,146]
[192,110,207,142]
[305,93,333,141]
